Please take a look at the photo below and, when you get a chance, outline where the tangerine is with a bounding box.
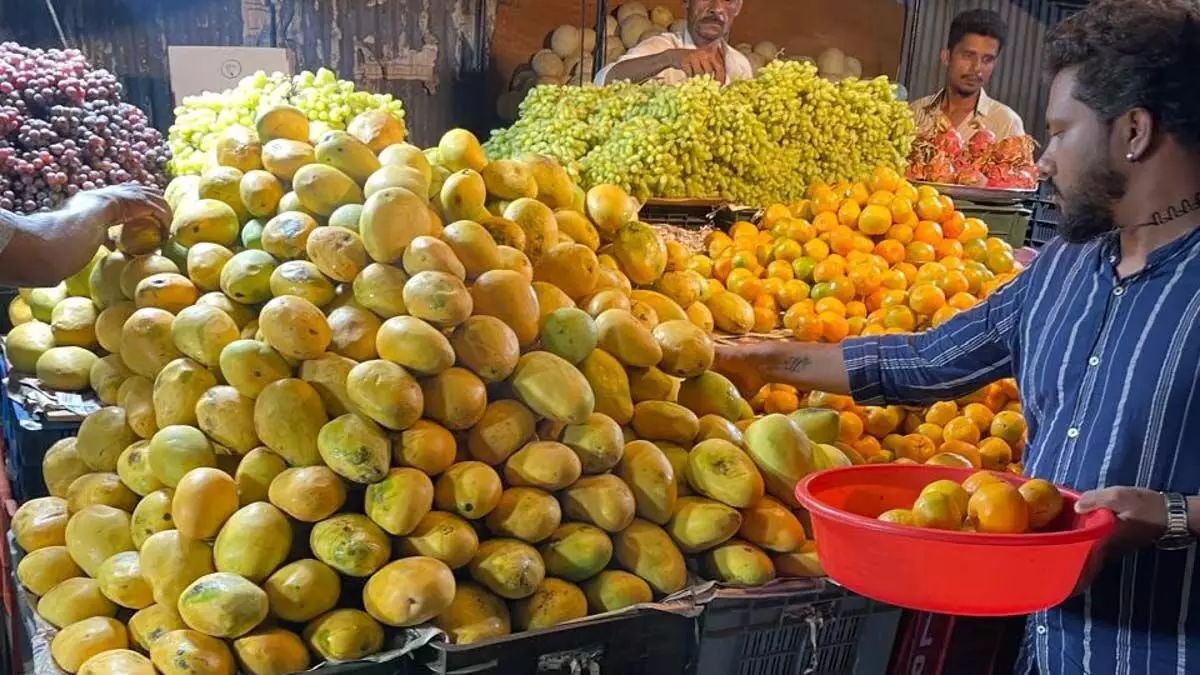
[753,306,777,332]
[990,411,1027,446]
[838,200,862,228]
[943,416,982,445]
[813,211,840,233]
[762,204,791,229]
[967,482,1029,533]
[961,470,1005,495]
[912,491,964,530]
[906,241,936,264]
[1018,479,1064,530]
[887,222,915,245]
[819,311,850,343]
[920,479,971,515]
[978,437,1014,470]
[914,220,944,244]
[916,195,944,222]
[926,452,975,468]
[908,284,947,315]
[878,508,914,526]
[896,434,937,462]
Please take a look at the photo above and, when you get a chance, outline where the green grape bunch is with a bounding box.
[483,60,915,204]
[168,68,406,175]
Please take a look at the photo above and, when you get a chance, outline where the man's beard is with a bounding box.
[1052,159,1127,245]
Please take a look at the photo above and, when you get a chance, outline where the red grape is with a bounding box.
[0,41,169,213]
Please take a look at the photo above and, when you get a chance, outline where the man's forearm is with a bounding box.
[756,342,852,394]
[603,52,677,84]
[0,193,111,287]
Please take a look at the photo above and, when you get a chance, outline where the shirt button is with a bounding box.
[1037,624,1048,635]
[1109,256,1117,264]
[1113,287,1125,297]
[1088,356,1100,367]
[1067,427,1080,439]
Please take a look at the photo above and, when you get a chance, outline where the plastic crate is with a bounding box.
[640,202,715,230]
[1024,183,1059,248]
[415,608,695,675]
[694,580,902,675]
[955,199,1032,250]
[0,361,80,503]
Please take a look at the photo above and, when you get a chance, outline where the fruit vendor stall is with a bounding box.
[0,2,1084,674]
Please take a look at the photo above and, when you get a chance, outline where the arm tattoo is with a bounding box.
[779,355,813,373]
[1137,191,1200,229]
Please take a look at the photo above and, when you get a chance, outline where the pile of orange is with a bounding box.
[688,166,1022,340]
[878,471,1064,534]
[751,381,1027,474]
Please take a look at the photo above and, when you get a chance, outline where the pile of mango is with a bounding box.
[6,107,835,675]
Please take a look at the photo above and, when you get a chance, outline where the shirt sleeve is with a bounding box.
[595,34,680,85]
[0,216,13,257]
[840,267,1030,406]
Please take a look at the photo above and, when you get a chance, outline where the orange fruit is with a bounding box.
[930,306,959,327]
[806,181,831,199]
[804,238,830,261]
[925,401,958,426]
[967,482,1029,533]
[753,305,777,332]
[819,311,850,343]
[828,276,857,303]
[789,311,823,342]
[938,440,982,468]
[986,249,1015,274]
[943,416,982,445]
[908,284,947,315]
[867,190,895,207]
[760,277,784,299]
[874,240,906,266]
[772,238,804,262]
[730,250,758,271]
[914,262,947,285]
[846,316,866,336]
[938,271,971,297]
[837,199,862,228]
[763,388,801,414]
[812,258,845,283]
[813,210,840,234]
[852,235,875,254]
[889,196,914,224]
[959,218,989,242]
[776,279,811,308]
[990,411,1027,446]
[1019,479,1065,530]
[762,204,791,229]
[869,166,902,193]
[848,182,871,206]
[942,211,967,240]
[786,219,816,242]
[937,195,956,220]
[978,437,1014,471]
[688,255,714,278]
[906,241,936,264]
[838,411,865,444]
[961,471,1005,495]
[879,270,907,292]
[916,423,944,445]
[940,256,965,270]
[878,508,914,525]
[863,407,901,437]
[845,300,868,318]
[858,204,893,235]
[766,259,795,281]
[935,238,965,260]
[912,491,964,530]
[887,223,915,245]
[914,220,944,244]
[706,278,725,298]
[713,255,733,282]
[726,266,755,289]
[916,195,944,222]
[848,265,882,295]
[882,305,917,332]
[926,452,974,468]
[961,403,995,434]
[815,297,846,317]
[896,434,937,463]
[829,226,857,256]
[791,256,817,282]
[921,479,971,515]
[730,221,758,239]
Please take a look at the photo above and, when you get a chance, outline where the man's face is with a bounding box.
[686,0,742,43]
[1038,67,1126,244]
[941,34,1000,97]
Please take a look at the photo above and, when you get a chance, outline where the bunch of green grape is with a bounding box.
[483,60,915,204]
[168,68,405,176]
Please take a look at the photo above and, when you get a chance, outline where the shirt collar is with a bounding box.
[927,88,991,117]
[1101,224,1200,272]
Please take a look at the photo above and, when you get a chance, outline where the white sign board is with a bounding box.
[167,46,291,103]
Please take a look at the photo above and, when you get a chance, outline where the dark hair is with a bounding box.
[947,9,1007,51]
[1046,0,1200,152]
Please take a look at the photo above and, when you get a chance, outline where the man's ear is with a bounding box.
[1123,108,1156,162]
[940,48,950,68]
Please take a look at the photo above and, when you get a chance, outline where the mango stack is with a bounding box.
[7,107,833,675]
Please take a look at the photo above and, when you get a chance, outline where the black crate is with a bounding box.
[640,202,715,230]
[0,359,80,503]
[415,609,696,675]
[694,581,902,675]
[1024,183,1059,248]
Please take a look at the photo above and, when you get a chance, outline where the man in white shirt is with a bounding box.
[595,0,753,86]
[909,9,1025,141]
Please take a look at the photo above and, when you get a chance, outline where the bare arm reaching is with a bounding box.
[603,43,726,84]
[0,184,170,287]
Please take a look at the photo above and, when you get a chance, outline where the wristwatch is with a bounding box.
[1156,492,1194,551]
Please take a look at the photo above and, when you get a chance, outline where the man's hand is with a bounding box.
[87,184,172,235]
[714,342,769,399]
[667,44,727,82]
[1069,487,1168,595]
[1075,486,1168,551]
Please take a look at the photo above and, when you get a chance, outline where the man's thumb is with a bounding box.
[1074,489,1110,513]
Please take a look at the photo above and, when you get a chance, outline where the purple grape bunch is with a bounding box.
[0,42,170,213]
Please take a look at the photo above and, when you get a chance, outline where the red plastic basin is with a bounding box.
[794,464,1115,616]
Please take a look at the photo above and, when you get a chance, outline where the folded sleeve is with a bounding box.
[840,268,1029,406]
[594,34,679,85]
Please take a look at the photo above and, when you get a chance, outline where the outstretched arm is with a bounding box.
[0,184,169,287]
[713,267,1030,405]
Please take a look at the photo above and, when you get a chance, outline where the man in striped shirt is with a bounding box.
[714,1,1200,672]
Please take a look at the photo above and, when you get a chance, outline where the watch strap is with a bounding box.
[1157,492,1193,551]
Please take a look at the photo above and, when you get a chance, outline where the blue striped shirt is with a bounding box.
[841,228,1200,674]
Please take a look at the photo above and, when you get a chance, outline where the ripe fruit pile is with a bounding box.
[168,69,406,176]
[485,60,914,204]
[0,42,169,214]
[7,104,847,673]
[878,471,1064,534]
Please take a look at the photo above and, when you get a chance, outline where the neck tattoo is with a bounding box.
[1137,191,1200,229]
[779,355,813,373]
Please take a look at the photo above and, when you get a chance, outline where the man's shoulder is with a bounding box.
[979,92,1023,123]
[909,91,940,111]
[726,47,754,77]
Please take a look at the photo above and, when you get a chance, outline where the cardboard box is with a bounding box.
[167,46,291,103]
